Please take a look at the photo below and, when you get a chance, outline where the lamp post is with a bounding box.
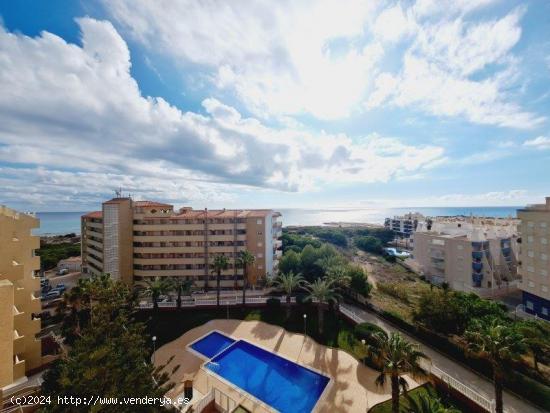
[152,336,157,364]
[303,313,307,338]
[361,339,366,366]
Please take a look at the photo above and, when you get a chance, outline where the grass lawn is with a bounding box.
[369,383,463,413]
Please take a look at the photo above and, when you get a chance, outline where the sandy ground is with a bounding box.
[153,319,421,413]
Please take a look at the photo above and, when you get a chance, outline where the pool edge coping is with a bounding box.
[186,328,334,413]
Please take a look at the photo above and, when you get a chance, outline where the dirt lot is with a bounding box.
[353,250,432,322]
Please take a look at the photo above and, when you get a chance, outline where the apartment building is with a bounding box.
[413,216,519,297]
[81,198,283,288]
[0,206,42,395]
[384,212,424,239]
[517,197,550,320]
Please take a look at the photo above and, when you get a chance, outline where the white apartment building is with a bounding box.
[384,212,425,239]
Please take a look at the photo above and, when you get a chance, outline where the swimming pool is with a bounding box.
[190,332,330,413]
[190,331,235,359]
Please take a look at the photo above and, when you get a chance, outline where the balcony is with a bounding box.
[13,330,25,355]
[13,355,26,381]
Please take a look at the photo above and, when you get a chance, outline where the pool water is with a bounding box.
[191,332,329,413]
[190,331,235,358]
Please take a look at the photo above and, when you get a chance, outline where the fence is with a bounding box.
[139,295,296,309]
[193,389,214,413]
[431,365,496,413]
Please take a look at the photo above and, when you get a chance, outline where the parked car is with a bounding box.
[41,285,51,294]
[57,268,69,276]
[52,284,66,293]
[42,290,61,300]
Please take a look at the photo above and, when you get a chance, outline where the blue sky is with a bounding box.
[0,0,549,212]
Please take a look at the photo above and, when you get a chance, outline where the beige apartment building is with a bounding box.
[0,206,42,395]
[81,198,283,288]
[413,217,519,297]
[517,197,550,320]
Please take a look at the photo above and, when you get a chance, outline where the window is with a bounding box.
[257,265,263,270]
[257,253,263,258]
[541,222,548,228]
[542,238,548,245]
[257,242,263,247]
[528,281,535,288]
[257,231,263,236]
[526,301,534,310]
[542,253,548,261]
[542,285,549,293]
[542,307,549,316]
[257,219,263,225]
[528,221,535,228]
[527,266,535,273]
[528,235,534,243]
[528,250,535,258]
[432,239,445,246]
[457,245,464,250]
[540,269,548,277]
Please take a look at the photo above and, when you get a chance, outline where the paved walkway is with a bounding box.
[154,319,422,413]
[340,303,544,413]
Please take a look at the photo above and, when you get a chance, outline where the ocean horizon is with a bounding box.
[34,206,521,236]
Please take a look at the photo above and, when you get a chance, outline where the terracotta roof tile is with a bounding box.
[134,201,173,208]
[83,211,102,219]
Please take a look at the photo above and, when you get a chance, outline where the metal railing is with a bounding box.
[139,295,295,309]
[431,365,497,412]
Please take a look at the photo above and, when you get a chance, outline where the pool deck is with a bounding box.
[153,319,422,412]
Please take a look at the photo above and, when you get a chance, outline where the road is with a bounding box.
[340,302,544,413]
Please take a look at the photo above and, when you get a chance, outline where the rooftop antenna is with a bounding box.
[115,187,122,198]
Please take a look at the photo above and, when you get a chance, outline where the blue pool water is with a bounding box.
[190,331,235,358]
[195,335,329,413]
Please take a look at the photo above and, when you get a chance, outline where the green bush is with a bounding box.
[266,297,281,308]
[354,322,387,344]
[377,282,409,303]
[37,242,81,270]
[355,236,383,253]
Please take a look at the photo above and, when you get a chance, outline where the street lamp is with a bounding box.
[152,336,157,364]
[361,339,366,366]
[303,314,307,338]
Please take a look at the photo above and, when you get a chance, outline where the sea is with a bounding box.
[34,206,520,236]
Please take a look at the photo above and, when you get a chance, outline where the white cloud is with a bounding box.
[103,0,384,120]
[101,0,543,128]
[0,18,445,208]
[524,136,550,150]
[367,6,544,129]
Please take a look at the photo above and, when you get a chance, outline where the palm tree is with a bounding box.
[211,255,230,307]
[237,250,255,306]
[139,277,171,310]
[404,393,460,413]
[169,277,193,309]
[325,264,351,290]
[368,331,428,413]
[273,272,304,318]
[516,319,550,372]
[465,319,526,413]
[304,278,340,335]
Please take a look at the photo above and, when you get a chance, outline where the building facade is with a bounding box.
[0,206,42,394]
[517,197,550,320]
[412,217,519,297]
[384,212,424,239]
[81,198,283,288]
